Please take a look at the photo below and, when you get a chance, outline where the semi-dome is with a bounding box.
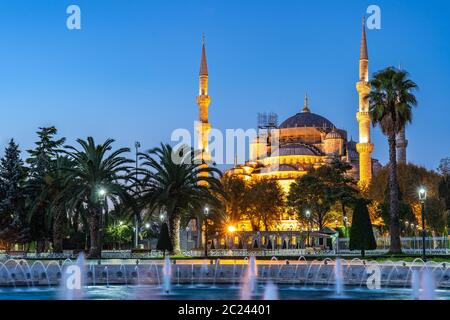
[279,112,335,129]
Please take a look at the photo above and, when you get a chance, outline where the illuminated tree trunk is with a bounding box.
[88,209,101,259]
[169,214,181,255]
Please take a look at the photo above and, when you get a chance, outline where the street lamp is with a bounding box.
[97,187,107,261]
[305,210,311,247]
[343,216,349,238]
[288,224,294,249]
[98,188,106,197]
[134,141,141,249]
[227,225,236,249]
[204,206,209,257]
[418,187,427,261]
[185,226,190,251]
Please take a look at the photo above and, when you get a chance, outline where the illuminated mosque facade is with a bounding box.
[191,20,410,234]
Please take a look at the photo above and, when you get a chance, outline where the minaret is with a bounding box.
[396,127,407,164]
[356,17,374,187]
[196,34,211,180]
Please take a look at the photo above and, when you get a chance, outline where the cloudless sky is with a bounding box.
[0,0,449,170]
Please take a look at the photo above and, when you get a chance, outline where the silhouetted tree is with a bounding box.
[0,139,30,248]
[157,223,173,257]
[349,198,376,257]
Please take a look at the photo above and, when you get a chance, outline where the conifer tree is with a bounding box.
[26,126,66,252]
[157,223,173,257]
[0,139,29,248]
[349,198,376,257]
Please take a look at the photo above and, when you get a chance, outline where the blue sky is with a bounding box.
[0,0,449,170]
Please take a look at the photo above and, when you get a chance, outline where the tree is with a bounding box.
[368,163,445,234]
[139,144,222,254]
[157,222,173,257]
[288,174,334,230]
[61,137,134,258]
[438,157,450,176]
[314,158,359,226]
[221,175,248,227]
[26,126,66,252]
[379,183,416,235]
[349,198,376,257]
[0,139,30,248]
[45,157,77,253]
[246,178,284,231]
[366,67,418,253]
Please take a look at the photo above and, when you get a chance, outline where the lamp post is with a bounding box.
[227,225,236,249]
[98,187,107,261]
[288,224,294,249]
[144,223,150,249]
[418,187,427,261]
[185,226,190,251]
[305,210,311,247]
[204,206,209,258]
[343,216,349,238]
[134,141,141,248]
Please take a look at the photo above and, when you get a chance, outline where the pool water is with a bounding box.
[1,285,450,300]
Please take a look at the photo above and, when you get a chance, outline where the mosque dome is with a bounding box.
[278,94,335,129]
[279,112,335,129]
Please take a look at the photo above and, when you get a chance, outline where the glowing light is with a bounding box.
[227,225,236,233]
[418,187,427,201]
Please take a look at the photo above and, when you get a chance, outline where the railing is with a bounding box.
[1,236,448,260]
[337,236,450,255]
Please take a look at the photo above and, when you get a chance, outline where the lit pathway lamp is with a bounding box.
[227,225,236,249]
[97,187,107,263]
[134,141,141,249]
[187,225,191,248]
[305,210,311,247]
[144,223,150,249]
[418,187,427,261]
[204,206,209,258]
[343,216,349,238]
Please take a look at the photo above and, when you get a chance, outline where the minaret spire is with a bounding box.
[200,33,208,77]
[356,17,374,188]
[360,17,368,61]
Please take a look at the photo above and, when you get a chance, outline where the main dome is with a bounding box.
[278,111,335,129]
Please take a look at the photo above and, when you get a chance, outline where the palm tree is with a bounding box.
[42,156,74,253]
[61,137,134,258]
[139,143,222,254]
[366,67,418,253]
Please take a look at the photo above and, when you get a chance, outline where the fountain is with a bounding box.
[263,281,279,300]
[240,256,258,300]
[162,256,172,294]
[59,253,85,300]
[411,270,420,299]
[334,258,344,295]
[420,269,436,300]
[0,254,448,300]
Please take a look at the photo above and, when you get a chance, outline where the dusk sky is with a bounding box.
[0,0,449,170]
